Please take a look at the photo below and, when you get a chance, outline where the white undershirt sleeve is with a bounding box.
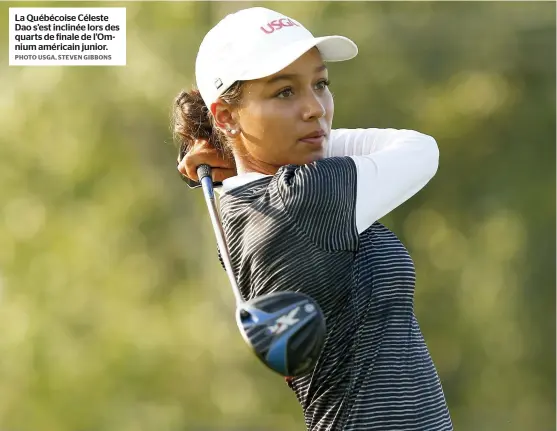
[325,128,439,234]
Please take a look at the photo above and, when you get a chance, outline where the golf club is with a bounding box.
[194,163,327,378]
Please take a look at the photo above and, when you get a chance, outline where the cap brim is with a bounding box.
[314,35,358,62]
[238,35,358,82]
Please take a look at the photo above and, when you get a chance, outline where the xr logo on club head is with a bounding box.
[268,306,300,335]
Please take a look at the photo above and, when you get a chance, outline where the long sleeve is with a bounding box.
[325,128,439,234]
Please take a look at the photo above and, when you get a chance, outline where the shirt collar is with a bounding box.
[217,172,272,195]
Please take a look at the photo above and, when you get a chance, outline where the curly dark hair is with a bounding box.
[172,82,244,162]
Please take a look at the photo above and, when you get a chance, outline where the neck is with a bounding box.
[234,154,279,177]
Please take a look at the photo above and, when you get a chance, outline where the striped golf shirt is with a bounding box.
[216,128,453,430]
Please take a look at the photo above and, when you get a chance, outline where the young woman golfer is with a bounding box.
[173,7,453,431]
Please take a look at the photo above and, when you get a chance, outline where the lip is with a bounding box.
[299,130,326,145]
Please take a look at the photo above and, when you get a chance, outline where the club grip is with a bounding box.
[197,164,212,182]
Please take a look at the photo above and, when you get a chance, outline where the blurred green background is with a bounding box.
[1,1,555,430]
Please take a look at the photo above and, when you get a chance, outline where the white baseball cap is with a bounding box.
[195,7,358,109]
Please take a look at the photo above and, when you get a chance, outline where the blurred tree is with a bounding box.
[0,2,554,430]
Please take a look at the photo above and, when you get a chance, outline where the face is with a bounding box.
[217,48,334,175]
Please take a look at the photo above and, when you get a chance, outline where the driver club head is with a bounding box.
[236,291,327,378]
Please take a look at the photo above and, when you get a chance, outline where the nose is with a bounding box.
[302,92,326,121]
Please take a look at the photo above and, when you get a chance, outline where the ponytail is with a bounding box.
[172,82,243,161]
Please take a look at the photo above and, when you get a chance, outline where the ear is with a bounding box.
[211,101,240,137]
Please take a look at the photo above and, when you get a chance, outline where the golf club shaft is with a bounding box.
[197,164,244,306]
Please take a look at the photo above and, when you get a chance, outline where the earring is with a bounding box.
[228,128,238,135]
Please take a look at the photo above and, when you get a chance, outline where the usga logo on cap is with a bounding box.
[260,17,300,34]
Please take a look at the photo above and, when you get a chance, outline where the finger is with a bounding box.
[192,139,233,163]
[177,159,190,178]
[212,168,237,183]
[192,153,232,168]
[183,161,199,182]
[177,160,199,183]
[184,150,233,175]
[181,155,225,182]
[178,164,235,184]
[185,160,232,182]
[178,150,217,181]
[179,139,234,181]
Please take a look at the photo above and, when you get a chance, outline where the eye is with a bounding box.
[276,87,294,99]
[315,79,330,91]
